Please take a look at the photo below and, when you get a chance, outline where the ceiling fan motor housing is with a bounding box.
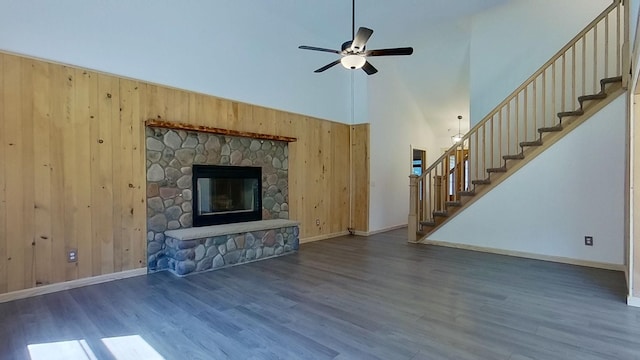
[342,41,364,53]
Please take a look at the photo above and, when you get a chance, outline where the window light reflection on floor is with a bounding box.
[27,339,97,360]
[27,335,164,360]
[101,335,165,360]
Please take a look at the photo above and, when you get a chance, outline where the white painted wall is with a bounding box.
[429,95,626,266]
[366,19,472,232]
[0,0,354,123]
[469,0,610,126]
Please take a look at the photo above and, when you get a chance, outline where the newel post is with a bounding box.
[408,174,419,243]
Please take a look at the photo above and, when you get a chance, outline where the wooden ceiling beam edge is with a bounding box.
[145,120,298,143]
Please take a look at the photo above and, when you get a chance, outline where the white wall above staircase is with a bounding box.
[428,94,626,266]
[469,0,610,127]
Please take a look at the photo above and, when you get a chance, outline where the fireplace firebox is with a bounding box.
[192,165,262,226]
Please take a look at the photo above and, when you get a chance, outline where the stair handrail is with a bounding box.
[418,0,623,180]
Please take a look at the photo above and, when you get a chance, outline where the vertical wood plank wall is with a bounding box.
[350,124,370,233]
[0,52,370,294]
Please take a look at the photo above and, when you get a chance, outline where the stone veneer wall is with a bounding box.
[145,127,289,271]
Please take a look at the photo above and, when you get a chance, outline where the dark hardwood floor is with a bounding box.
[1,228,640,359]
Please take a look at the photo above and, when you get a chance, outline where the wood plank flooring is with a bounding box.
[1,228,639,359]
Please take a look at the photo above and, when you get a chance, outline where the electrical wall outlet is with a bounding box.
[315,219,320,226]
[584,236,593,246]
[68,249,78,262]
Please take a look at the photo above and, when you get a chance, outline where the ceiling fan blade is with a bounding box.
[314,59,342,73]
[365,47,414,57]
[351,27,373,52]
[362,61,378,75]
[299,45,340,54]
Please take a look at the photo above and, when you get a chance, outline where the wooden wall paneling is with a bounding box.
[145,84,169,122]
[4,55,26,291]
[253,106,277,136]
[32,59,53,286]
[49,64,67,284]
[131,85,146,270]
[286,114,301,233]
[21,64,35,288]
[20,58,36,290]
[0,54,7,293]
[350,124,370,233]
[186,92,198,126]
[331,122,350,234]
[62,65,79,281]
[167,88,190,126]
[228,101,239,129]
[216,100,230,129]
[93,74,117,275]
[110,79,123,272]
[273,109,293,138]
[119,80,140,270]
[74,69,96,279]
[319,119,332,233]
[308,116,324,238]
[119,79,138,271]
[235,103,254,133]
[295,116,310,238]
[288,116,304,236]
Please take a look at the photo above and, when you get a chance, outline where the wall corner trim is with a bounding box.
[627,295,640,307]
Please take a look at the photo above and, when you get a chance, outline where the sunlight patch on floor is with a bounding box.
[101,335,165,360]
[28,339,97,360]
[27,335,165,360]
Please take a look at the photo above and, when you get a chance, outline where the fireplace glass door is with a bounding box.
[192,165,262,226]
[197,178,258,215]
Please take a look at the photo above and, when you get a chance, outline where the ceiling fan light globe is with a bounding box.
[341,55,366,69]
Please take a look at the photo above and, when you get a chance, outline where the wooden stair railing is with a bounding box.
[409,0,627,242]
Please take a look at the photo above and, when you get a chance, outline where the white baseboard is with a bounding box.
[627,295,640,307]
[422,239,625,272]
[300,231,350,244]
[0,268,147,304]
[353,224,407,237]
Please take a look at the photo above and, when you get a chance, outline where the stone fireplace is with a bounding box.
[145,123,297,274]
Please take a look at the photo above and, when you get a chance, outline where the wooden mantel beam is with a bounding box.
[145,120,297,143]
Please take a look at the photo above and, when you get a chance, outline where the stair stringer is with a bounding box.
[421,93,626,266]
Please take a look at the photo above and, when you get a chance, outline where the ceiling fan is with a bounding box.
[298,0,414,75]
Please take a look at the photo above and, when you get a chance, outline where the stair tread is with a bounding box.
[578,93,606,102]
[445,201,462,207]
[458,191,475,196]
[538,125,563,133]
[601,76,623,85]
[557,110,584,117]
[432,211,448,217]
[503,153,525,160]
[520,140,543,147]
[472,179,491,185]
[487,167,507,173]
[420,221,436,227]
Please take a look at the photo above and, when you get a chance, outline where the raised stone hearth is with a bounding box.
[163,219,299,276]
[145,125,292,272]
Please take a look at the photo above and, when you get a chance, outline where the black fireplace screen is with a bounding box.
[192,165,262,226]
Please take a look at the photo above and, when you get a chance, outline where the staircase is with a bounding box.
[408,0,627,242]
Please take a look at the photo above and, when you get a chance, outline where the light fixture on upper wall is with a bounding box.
[451,115,464,144]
